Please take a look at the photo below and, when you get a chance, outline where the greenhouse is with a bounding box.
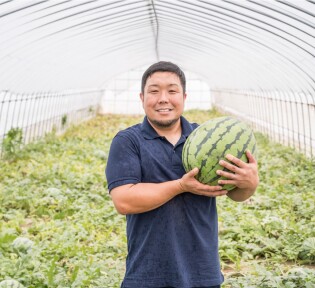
[0,1,314,287]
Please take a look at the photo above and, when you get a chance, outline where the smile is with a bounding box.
[156,108,172,112]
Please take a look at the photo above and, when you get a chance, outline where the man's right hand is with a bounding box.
[178,167,228,197]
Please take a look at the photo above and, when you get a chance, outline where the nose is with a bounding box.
[158,90,169,103]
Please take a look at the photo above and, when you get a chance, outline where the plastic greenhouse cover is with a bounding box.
[0,0,313,94]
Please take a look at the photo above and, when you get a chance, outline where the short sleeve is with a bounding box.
[105,134,141,192]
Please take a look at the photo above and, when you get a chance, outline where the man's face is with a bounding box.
[140,72,186,129]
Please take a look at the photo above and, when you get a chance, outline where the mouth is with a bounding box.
[156,108,173,112]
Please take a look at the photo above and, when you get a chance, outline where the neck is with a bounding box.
[148,118,182,146]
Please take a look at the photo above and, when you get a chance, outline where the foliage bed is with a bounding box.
[0,110,314,287]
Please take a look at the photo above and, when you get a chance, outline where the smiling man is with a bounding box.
[105,61,259,288]
[141,71,184,129]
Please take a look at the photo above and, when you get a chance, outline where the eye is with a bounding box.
[169,90,177,94]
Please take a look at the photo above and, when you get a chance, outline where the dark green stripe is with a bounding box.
[200,128,246,183]
[199,119,240,173]
[199,127,255,184]
[194,117,233,160]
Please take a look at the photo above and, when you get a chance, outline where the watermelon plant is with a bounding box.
[0,279,25,288]
[0,109,314,287]
[12,237,34,255]
[1,127,23,159]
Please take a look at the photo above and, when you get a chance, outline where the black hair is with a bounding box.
[141,61,186,94]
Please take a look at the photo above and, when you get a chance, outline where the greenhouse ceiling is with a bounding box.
[0,0,314,93]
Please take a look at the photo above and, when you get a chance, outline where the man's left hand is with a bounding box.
[216,150,259,192]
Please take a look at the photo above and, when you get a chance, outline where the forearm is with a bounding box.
[226,187,255,202]
[110,180,184,215]
[111,168,227,215]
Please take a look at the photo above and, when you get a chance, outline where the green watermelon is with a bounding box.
[182,116,257,190]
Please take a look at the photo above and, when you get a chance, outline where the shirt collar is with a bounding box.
[141,116,194,140]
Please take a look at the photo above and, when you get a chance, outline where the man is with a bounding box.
[105,61,259,287]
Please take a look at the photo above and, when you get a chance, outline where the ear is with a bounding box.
[183,92,187,101]
[140,93,144,105]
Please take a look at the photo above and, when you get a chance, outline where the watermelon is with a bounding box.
[182,116,257,190]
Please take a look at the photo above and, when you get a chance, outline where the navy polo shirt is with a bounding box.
[106,116,224,288]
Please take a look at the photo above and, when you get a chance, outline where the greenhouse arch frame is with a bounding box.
[0,0,314,157]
